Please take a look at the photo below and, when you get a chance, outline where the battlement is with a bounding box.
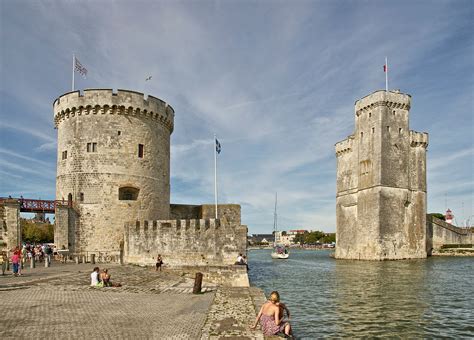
[127,218,224,234]
[124,217,247,267]
[53,89,174,132]
[355,90,411,117]
[335,135,354,157]
[410,130,429,148]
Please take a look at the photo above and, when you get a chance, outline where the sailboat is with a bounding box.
[271,193,289,259]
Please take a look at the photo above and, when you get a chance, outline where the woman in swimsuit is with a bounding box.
[251,291,291,336]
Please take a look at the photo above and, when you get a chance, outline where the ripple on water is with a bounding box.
[248,249,474,339]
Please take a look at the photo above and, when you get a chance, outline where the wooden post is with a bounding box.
[193,272,203,294]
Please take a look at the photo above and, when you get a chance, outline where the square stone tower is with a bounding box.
[335,90,428,260]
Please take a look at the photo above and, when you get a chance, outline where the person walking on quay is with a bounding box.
[155,254,163,272]
[251,291,292,337]
[11,249,21,276]
[1,252,8,275]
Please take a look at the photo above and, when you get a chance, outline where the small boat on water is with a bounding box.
[271,246,289,259]
[270,193,289,259]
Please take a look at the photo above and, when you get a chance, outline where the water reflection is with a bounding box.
[248,249,474,339]
[333,259,429,337]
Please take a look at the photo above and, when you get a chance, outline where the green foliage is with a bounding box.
[431,213,445,220]
[21,220,54,243]
[293,231,336,245]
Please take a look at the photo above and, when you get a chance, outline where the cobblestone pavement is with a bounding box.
[201,286,266,340]
[0,262,215,339]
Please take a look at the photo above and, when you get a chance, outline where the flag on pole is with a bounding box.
[383,64,387,72]
[74,57,88,77]
[215,138,221,154]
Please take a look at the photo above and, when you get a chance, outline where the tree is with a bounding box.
[21,219,54,243]
[431,213,445,221]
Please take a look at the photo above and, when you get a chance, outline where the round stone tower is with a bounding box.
[53,89,174,254]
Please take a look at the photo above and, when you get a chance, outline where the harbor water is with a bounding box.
[248,249,473,339]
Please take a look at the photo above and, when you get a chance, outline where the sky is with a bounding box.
[0,0,473,234]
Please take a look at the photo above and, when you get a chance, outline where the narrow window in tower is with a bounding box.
[117,131,121,136]
[393,110,396,115]
[399,128,403,134]
[79,192,84,201]
[369,112,372,118]
[360,132,364,139]
[138,144,144,158]
[372,127,375,134]
[62,150,67,160]
[87,142,97,152]
[386,126,390,132]
[119,187,139,200]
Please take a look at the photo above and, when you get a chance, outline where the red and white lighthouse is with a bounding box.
[445,209,454,224]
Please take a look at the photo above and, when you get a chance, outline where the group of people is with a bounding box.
[0,244,54,276]
[235,253,248,266]
[90,267,120,287]
[22,243,54,263]
[252,290,292,337]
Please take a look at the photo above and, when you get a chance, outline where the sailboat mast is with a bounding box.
[273,192,277,246]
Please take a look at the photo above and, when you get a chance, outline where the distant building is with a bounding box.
[248,234,274,245]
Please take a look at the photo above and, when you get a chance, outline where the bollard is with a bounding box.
[30,257,35,269]
[21,260,24,270]
[90,254,95,264]
[45,257,50,267]
[75,256,80,264]
[193,272,203,294]
[82,255,87,264]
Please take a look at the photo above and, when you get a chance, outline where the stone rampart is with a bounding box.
[426,215,473,253]
[124,218,247,267]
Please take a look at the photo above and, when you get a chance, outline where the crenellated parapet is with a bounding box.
[355,90,411,117]
[410,130,429,148]
[53,89,175,132]
[335,135,354,157]
[124,218,247,267]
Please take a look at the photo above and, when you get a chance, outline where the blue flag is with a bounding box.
[215,138,221,154]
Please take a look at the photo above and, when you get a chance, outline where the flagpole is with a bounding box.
[385,56,388,92]
[214,134,218,219]
[72,54,75,91]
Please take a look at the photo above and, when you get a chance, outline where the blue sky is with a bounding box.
[1,0,473,233]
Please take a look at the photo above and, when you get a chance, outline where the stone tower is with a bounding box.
[53,89,174,254]
[335,90,428,260]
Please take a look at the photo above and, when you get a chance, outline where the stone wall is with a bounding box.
[53,89,174,254]
[0,199,21,252]
[170,203,241,225]
[171,265,249,287]
[123,217,247,267]
[335,90,428,260]
[426,215,473,253]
